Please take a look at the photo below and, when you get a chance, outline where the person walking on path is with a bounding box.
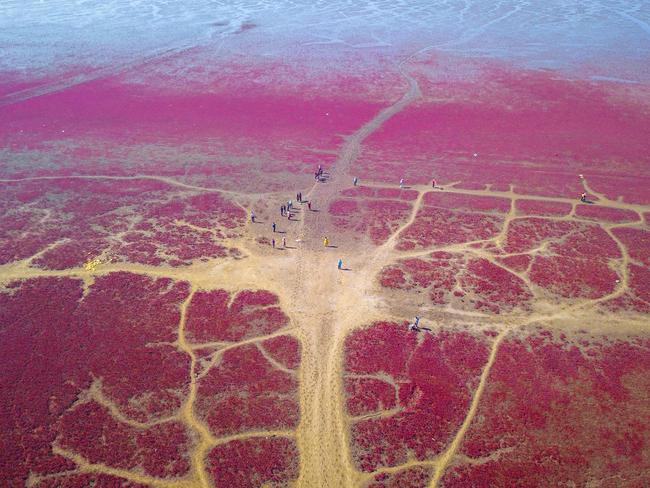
[288,200,292,211]
[353,177,358,186]
[414,316,420,327]
[399,178,404,188]
[432,179,436,188]
[323,236,329,247]
[250,211,255,223]
[580,192,587,203]
[307,201,312,211]
[282,236,286,248]
[280,205,285,216]
[272,238,275,248]
[337,258,343,270]
[272,222,276,233]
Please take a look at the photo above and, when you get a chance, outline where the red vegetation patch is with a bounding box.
[0,273,192,485]
[330,198,413,244]
[369,466,433,487]
[497,254,532,272]
[515,199,571,217]
[208,437,298,487]
[502,217,623,299]
[380,252,531,313]
[627,265,650,309]
[443,334,650,486]
[58,402,190,477]
[341,186,418,201]
[397,206,503,250]
[261,335,301,370]
[33,474,148,488]
[0,179,244,268]
[605,264,650,313]
[503,217,579,254]
[329,198,359,216]
[196,344,299,437]
[525,224,619,299]
[530,255,617,299]
[0,63,385,192]
[393,188,511,251]
[612,227,650,266]
[354,65,650,199]
[423,192,511,213]
[345,377,396,417]
[575,204,639,223]
[185,289,288,343]
[344,323,489,471]
[588,175,650,205]
[460,258,532,313]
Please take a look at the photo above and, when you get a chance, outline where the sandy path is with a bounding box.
[293,66,422,487]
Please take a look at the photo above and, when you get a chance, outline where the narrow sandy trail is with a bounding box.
[428,329,508,487]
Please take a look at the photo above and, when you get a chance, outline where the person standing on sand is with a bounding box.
[432,179,436,188]
[337,258,343,270]
[353,177,358,186]
[323,236,329,247]
[272,222,276,233]
[307,201,312,211]
[288,200,292,211]
[580,192,587,202]
[400,178,404,188]
[272,238,275,248]
[282,236,286,248]
[250,211,255,223]
[281,205,285,216]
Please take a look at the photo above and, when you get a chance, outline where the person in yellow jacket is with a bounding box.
[323,236,329,247]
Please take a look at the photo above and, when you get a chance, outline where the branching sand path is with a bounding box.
[292,67,422,487]
[3,59,650,488]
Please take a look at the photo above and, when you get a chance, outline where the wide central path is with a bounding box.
[291,69,422,487]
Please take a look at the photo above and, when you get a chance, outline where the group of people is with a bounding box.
[262,165,437,331]
[267,171,324,249]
